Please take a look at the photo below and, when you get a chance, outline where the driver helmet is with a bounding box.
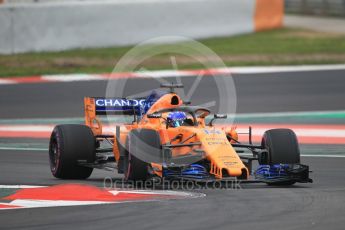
[167,111,187,127]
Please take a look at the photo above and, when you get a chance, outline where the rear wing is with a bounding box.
[84,97,145,135]
[93,97,145,115]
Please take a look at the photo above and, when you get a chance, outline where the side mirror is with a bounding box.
[209,114,227,126]
[163,148,172,160]
[183,100,191,105]
[147,113,162,119]
[214,114,227,119]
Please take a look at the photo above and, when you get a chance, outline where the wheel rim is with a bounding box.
[49,138,59,173]
[124,153,131,180]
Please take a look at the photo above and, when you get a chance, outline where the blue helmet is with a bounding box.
[167,111,187,127]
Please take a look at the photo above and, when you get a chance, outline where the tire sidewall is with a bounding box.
[48,124,95,179]
[261,129,300,165]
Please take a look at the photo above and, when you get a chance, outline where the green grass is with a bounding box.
[203,30,345,54]
[1,28,345,77]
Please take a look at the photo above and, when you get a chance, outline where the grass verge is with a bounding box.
[1,28,345,77]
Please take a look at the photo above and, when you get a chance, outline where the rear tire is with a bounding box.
[49,124,95,179]
[260,128,300,185]
[124,129,161,181]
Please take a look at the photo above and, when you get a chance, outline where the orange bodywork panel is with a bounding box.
[84,97,102,136]
[84,93,249,180]
[198,128,247,178]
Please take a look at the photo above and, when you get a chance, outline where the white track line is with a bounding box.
[228,64,345,74]
[135,70,193,78]
[1,146,344,158]
[232,110,345,118]
[0,186,201,210]
[10,199,114,208]
[3,125,345,139]
[239,153,345,158]
[41,74,105,82]
[108,190,203,197]
[0,186,198,198]
[1,64,345,86]
[0,147,48,151]
[236,128,345,138]
[301,154,345,158]
[1,110,344,125]
[0,125,54,132]
[0,185,45,189]
[0,79,16,84]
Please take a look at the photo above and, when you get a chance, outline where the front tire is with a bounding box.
[260,128,300,185]
[260,128,300,165]
[124,129,161,181]
[49,124,95,179]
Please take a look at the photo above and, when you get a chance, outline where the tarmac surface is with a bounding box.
[0,69,345,230]
[1,69,345,118]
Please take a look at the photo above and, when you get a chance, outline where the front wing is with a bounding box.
[161,163,312,184]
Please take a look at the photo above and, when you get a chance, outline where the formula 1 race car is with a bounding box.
[49,83,312,185]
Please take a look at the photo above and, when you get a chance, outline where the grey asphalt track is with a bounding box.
[0,148,344,230]
[0,69,345,230]
[0,69,345,119]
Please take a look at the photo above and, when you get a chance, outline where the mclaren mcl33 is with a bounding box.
[49,83,312,185]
